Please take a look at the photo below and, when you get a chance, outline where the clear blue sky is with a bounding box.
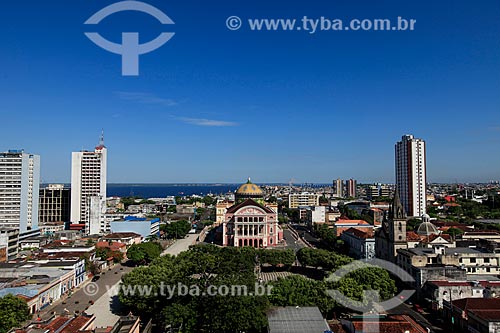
[0,0,499,184]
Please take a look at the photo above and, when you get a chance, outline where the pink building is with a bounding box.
[222,198,282,247]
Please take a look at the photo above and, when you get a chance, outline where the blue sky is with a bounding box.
[0,0,499,184]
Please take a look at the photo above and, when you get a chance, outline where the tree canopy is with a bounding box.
[126,242,163,265]
[119,244,399,330]
[161,220,192,239]
[296,248,352,271]
[0,294,30,333]
[120,245,268,332]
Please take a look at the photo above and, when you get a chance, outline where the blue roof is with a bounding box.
[124,216,160,223]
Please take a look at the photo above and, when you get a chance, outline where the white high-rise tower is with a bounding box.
[70,133,107,234]
[395,134,427,217]
[0,150,40,232]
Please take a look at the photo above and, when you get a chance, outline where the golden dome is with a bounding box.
[236,178,264,196]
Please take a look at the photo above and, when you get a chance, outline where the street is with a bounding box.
[282,228,306,251]
[85,235,199,327]
[38,263,134,321]
[289,224,321,247]
[161,233,198,256]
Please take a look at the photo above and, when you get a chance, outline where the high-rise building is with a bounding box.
[334,178,344,198]
[0,150,40,232]
[288,192,320,209]
[39,184,70,223]
[346,179,357,198]
[71,134,107,234]
[395,134,427,217]
[366,183,392,200]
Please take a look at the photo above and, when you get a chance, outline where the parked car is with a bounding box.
[91,275,100,282]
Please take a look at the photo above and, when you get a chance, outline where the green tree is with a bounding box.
[0,294,30,333]
[444,227,464,237]
[327,266,398,306]
[406,218,421,232]
[164,220,192,239]
[120,245,269,332]
[126,242,163,266]
[258,249,295,267]
[297,248,352,271]
[269,275,335,317]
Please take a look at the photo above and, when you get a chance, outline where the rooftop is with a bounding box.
[104,232,142,239]
[347,315,427,333]
[343,227,374,239]
[226,198,274,214]
[267,307,329,333]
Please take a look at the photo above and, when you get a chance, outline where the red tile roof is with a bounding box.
[428,280,500,287]
[406,231,421,241]
[104,232,142,239]
[452,298,500,312]
[96,241,126,251]
[469,309,500,321]
[335,219,370,225]
[351,315,427,333]
[41,315,94,333]
[343,227,374,239]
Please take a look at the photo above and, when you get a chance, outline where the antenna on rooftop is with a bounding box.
[99,129,105,146]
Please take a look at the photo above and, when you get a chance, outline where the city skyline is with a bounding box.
[1,0,499,183]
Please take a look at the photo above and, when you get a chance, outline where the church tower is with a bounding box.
[388,190,407,243]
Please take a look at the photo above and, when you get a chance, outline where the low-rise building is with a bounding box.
[14,314,96,333]
[398,246,500,278]
[19,236,50,251]
[216,200,234,225]
[0,228,19,259]
[462,231,500,243]
[267,306,330,333]
[39,221,66,235]
[325,209,341,223]
[176,204,196,214]
[341,227,375,259]
[444,298,500,333]
[96,241,127,254]
[334,219,373,237]
[103,232,142,246]
[340,314,427,333]
[110,217,160,238]
[305,206,326,226]
[423,280,500,310]
[0,259,86,313]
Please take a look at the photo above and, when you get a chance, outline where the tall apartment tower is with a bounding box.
[346,179,357,198]
[0,150,40,232]
[395,134,427,217]
[334,178,344,198]
[70,134,107,234]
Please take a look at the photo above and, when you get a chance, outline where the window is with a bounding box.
[470,258,476,264]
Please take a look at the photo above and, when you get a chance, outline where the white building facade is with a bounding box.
[395,134,427,217]
[70,138,107,234]
[288,192,320,209]
[0,150,40,232]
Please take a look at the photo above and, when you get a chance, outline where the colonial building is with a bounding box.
[222,179,282,248]
[341,227,375,259]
